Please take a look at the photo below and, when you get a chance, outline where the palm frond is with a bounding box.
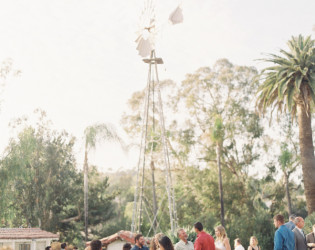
[84,123,125,152]
[256,35,315,119]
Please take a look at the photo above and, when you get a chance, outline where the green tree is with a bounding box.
[211,116,225,226]
[278,142,299,215]
[257,35,315,214]
[0,111,78,230]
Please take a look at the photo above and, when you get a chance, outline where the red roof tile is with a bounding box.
[0,228,59,239]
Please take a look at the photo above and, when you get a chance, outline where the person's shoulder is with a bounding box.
[175,241,182,247]
[306,232,313,237]
[131,246,139,250]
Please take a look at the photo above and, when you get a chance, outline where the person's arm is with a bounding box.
[194,239,201,250]
[223,238,231,250]
[274,231,283,250]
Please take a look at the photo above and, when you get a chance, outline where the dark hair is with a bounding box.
[61,243,67,248]
[273,214,284,223]
[158,236,174,250]
[235,238,241,244]
[194,222,203,231]
[135,234,143,243]
[123,243,132,250]
[45,247,51,250]
[91,240,102,250]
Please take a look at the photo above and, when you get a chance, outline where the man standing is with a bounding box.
[234,238,245,250]
[194,222,215,250]
[61,243,67,250]
[273,214,295,250]
[131,234,149,250]
[175,229,194,250]
[90,240,102,250]
[306,224,315,250]
[292,217,307,250]
[285,215,296,230]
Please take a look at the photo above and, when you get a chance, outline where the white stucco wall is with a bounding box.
[0,238,56,250]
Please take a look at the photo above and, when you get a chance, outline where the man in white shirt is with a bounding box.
[175,229,194,250]
[234,238,245,250]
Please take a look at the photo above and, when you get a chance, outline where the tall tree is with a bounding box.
[278,143,299,214]
[83,123,122,241]
[211,116,225,226]
[257,35,315,214]
[0,110,78,229]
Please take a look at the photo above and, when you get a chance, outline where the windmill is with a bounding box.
[131,0,183,236]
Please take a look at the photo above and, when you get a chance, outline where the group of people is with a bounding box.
[127,216,315,250]
[126,222,260,250]
[45,242,78,250]
[64,214,315,250]
[273,214,315,250]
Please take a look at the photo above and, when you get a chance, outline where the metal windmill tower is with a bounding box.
[131,0,183,236]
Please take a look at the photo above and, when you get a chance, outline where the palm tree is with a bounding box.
[83,123,123,241]
[257,35,315,214]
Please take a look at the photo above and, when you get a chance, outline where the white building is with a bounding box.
[0,228,59,250]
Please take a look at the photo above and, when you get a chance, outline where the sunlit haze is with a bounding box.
[0,0,314,172]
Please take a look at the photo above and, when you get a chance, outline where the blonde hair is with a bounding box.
[215,225,227,242]
[250,236,258,246]
[150,233,164,250]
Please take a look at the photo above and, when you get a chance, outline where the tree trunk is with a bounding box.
[297,103,315,214]
[84,149,89,241]
[284,172,292,215]
[216,144,225,227]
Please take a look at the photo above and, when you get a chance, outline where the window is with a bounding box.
[19,243,31,250]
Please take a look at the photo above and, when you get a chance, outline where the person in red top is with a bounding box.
[194,222,215,250]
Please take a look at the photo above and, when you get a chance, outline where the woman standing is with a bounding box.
[158,236,174,250]
[214,226,231,250]
[150,233,164,250]
[247,236,260,250]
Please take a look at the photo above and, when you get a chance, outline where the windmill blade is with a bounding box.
[136,37,153,57]
[169,5,183,25]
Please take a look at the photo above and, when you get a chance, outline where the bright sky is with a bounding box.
[0,0,314,172]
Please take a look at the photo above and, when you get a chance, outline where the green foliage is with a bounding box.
[257,35,315,117]
[84,123,123,151]
[0,112,117,248]
[304,212,315,234]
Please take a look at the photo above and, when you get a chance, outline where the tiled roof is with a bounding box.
[86,230,151,247]
[0,228,59,239]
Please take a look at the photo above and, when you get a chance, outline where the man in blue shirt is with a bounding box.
[274,214,295,250]
[284,215,296,230]
[131,234,149,250]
